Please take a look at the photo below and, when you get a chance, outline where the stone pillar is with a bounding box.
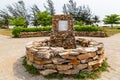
[50,15,76,49]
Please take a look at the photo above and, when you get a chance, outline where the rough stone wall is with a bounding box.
[74,31,106,37]
[19,31,51,38]
[50,15,76,49]
[50,31,76,49]
[19,31,105,38]
[26,38,106,76]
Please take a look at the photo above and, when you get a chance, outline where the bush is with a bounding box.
[74,26,102,32]
[12,26,52,37]
[12,26,103,38]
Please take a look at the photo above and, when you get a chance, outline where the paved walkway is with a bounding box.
[0,34,120,80]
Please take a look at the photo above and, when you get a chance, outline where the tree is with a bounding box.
[76,5,92,25]
[10,16,26,27]
[92,15,100,26]
[75,21,84,26]
[36,11,52,26]
[30,4,41,27]
[66,0,78,17]
[92,15,100,23]
[63,0,93,25]
[44,0,55,16]
[6,1,30,28]
[63,4,68,14]
[103,14,120,27]
[0,9,9,28]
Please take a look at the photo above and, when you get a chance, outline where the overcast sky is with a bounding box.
[0,0,120,21]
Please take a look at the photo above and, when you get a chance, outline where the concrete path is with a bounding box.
[0,34,120,80]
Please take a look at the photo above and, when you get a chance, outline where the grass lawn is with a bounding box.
[103,27,120,36]
[0,29,13,36]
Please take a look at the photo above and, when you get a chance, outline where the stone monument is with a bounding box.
[50,15,76,49]
[25,14,106,76]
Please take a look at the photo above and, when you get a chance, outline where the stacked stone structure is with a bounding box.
[26,38,105,76]
[25,14,106,76]
[50,15,76,49]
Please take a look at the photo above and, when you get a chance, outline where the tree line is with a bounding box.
[0,0,102,28]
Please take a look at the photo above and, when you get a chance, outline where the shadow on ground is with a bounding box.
[13,57,50,80]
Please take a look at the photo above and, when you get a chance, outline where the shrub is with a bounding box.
[12,26,103,38]
[12,27,23,38]
[12,26,52,37]
[74,26,102,32]
[75,21,84,26]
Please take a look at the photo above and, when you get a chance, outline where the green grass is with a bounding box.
[103,27,120,36]
[0,29,13,36]
[22,57,39,75]
[23,56,109,79]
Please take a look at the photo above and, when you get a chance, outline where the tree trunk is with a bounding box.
[111,24,113,28]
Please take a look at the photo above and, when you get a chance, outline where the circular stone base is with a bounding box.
[25,38,106,76]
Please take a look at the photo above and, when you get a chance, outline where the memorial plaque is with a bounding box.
[58,20,68,31]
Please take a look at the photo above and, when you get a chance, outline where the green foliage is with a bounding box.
[74,26,102,32]
[92,15,100,23]
[22,57,39,75]
[36,11,52,26]
[103,14,120,27]
[12,27,22,37]
[12,26,51,37]
[12,25,103,38]
[10,16,26,27]
[75,21,84,26]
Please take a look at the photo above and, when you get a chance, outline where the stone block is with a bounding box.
[76,48,87,54]
[33,63,44,69]
[34,60,52,65]
[93,63,100,69]
[74,64,88,70]
[36,50,52,59]
[27,53,34,62]
[28,48,38,53]
[61,54,76,60]
[33,41,40,47]
[44,64,56,69]
[84,47,98,52]
[40,69,57,76]
[88,61,99,66]
[77,53,96,60]
[59,69,79,75]
[69,59,80,65]
[56,65,72,71]
[52,58,70,64]
[81,59,87,64]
